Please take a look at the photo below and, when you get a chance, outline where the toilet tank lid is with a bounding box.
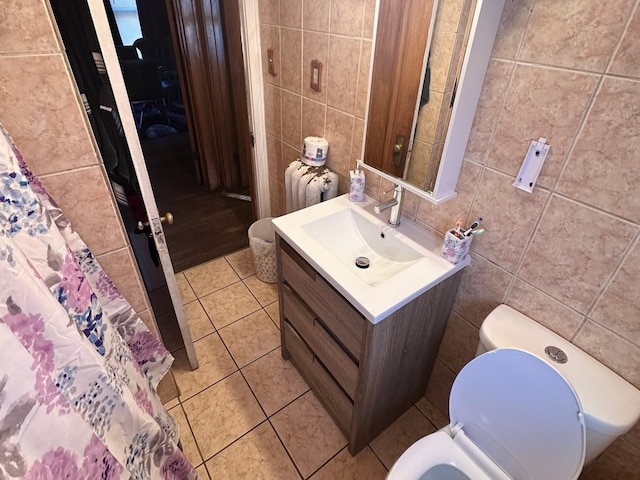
[480,305,640,436]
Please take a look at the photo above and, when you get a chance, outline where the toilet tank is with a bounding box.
[477,304,640,465]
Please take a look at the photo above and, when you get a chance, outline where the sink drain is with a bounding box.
[355,256,370,269]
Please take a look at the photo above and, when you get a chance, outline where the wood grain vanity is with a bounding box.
[276,235,463,454]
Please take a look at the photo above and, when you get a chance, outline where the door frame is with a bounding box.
[87,0,198,369]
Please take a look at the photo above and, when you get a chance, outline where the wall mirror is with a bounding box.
[363,0,504,203]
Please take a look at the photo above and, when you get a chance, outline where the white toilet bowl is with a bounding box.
[387,348,587,480]
[387,305,640,480]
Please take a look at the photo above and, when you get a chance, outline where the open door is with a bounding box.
[87,0,198,369]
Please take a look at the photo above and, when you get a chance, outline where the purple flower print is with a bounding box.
[23,447,79,480]
[2,303,70,413]
[80,435,124,480]
[128,331,166,366]
[59,250,94,312]
[134,386,154,416]
[96,270,120,301]
[160,449,194,480]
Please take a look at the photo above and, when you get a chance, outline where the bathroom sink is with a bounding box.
[272,194,470,322]
[300,206,424,286]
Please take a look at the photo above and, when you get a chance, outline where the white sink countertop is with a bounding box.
[272,194,470,323]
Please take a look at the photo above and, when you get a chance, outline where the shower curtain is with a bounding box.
[0,123,195,479]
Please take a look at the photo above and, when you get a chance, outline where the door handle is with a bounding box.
[160,212,174,225]
[393,135,405,167]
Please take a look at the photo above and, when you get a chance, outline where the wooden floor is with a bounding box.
[142,133,254,273]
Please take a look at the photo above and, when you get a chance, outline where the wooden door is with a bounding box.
[364,0,435,178]
[167,0,255,208]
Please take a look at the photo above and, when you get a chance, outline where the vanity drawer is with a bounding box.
[283,321,353,433]
[283,283,359,399]
[280,240,365,360]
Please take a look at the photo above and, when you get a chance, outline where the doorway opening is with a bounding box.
[50,0,255,356]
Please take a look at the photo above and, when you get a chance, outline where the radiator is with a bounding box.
[285,159,338,213]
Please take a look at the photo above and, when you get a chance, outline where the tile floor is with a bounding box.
[162,247,447,479]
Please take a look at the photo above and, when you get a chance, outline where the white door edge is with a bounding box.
[239,0,271,218]
[87,0,198,369]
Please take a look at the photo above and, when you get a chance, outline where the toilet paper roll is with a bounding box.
[302,137,329,166]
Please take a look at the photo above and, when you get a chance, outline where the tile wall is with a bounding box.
[258,0,376,214]
[261,0,640,474]
[0,1,155,330]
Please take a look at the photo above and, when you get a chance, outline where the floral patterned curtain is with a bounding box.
[0,123,196,479]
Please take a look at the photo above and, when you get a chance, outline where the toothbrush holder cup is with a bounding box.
[441,230,473,264]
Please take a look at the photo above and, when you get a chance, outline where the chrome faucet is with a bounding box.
[374,184,404,227]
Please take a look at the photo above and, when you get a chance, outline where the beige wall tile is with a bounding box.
[488,64,598,188]
[280,27,302,94]
[330,0,365,36]
[303,32,329,102]
[258,0,280,25]
[590,241,640,346]
[436,0,467,34]
[325,108,355,178]
[0,54,98,175]
[519,195,637,313]
[465,59,513,164]
[468,168,549,272]
[96,247,148,314]
[573,321,640,389]
[41,166,126,256]
[609,5,640,77]
[303,0,330,32]
[355,40,371,119]
[280,0,302,28]
[491,0,533,60]
[581,437,640,480]
[415,160,480,235]
[0,0,59,54]
[424,360,456,417]
[269,175,285,216]
[506,280,584,340]
[263,83,282,138]
[406,140,431,188]
[281,90,302,148]
[519,0,634,71]
[429,31,456,93]
[260,24,281,87]
[266,133,283,181]
[415,91,444,145]
[557,78,640,223]
[362,0,376,39]
[302,98,327,138]
[452,252,512,328]
[327,36,360,114]
[350,117,365,165]
[437,311,479,374]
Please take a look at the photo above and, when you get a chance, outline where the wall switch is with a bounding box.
[310,59,322,91]
[267,48,276,76]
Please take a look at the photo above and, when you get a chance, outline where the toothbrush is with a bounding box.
[463,217,483,236]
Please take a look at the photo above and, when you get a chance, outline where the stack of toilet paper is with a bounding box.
[302,136,329,166]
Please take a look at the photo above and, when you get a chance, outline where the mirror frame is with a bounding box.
[363,0,504,204]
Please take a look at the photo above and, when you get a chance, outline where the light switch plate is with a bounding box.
[513,137,550,193]
[310,59,322,91]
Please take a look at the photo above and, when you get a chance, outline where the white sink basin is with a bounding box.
[272,194,470,323]
[301,207,424,286]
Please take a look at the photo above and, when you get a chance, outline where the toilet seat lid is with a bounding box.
[449,348,586,480]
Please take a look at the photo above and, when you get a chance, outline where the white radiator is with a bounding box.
[285,159,338,213]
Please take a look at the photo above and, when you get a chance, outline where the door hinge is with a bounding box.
[250,131,256,147]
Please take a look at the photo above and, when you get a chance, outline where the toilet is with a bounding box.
[387,305,640,480]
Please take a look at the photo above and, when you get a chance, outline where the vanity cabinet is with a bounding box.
[276,235,463,454]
